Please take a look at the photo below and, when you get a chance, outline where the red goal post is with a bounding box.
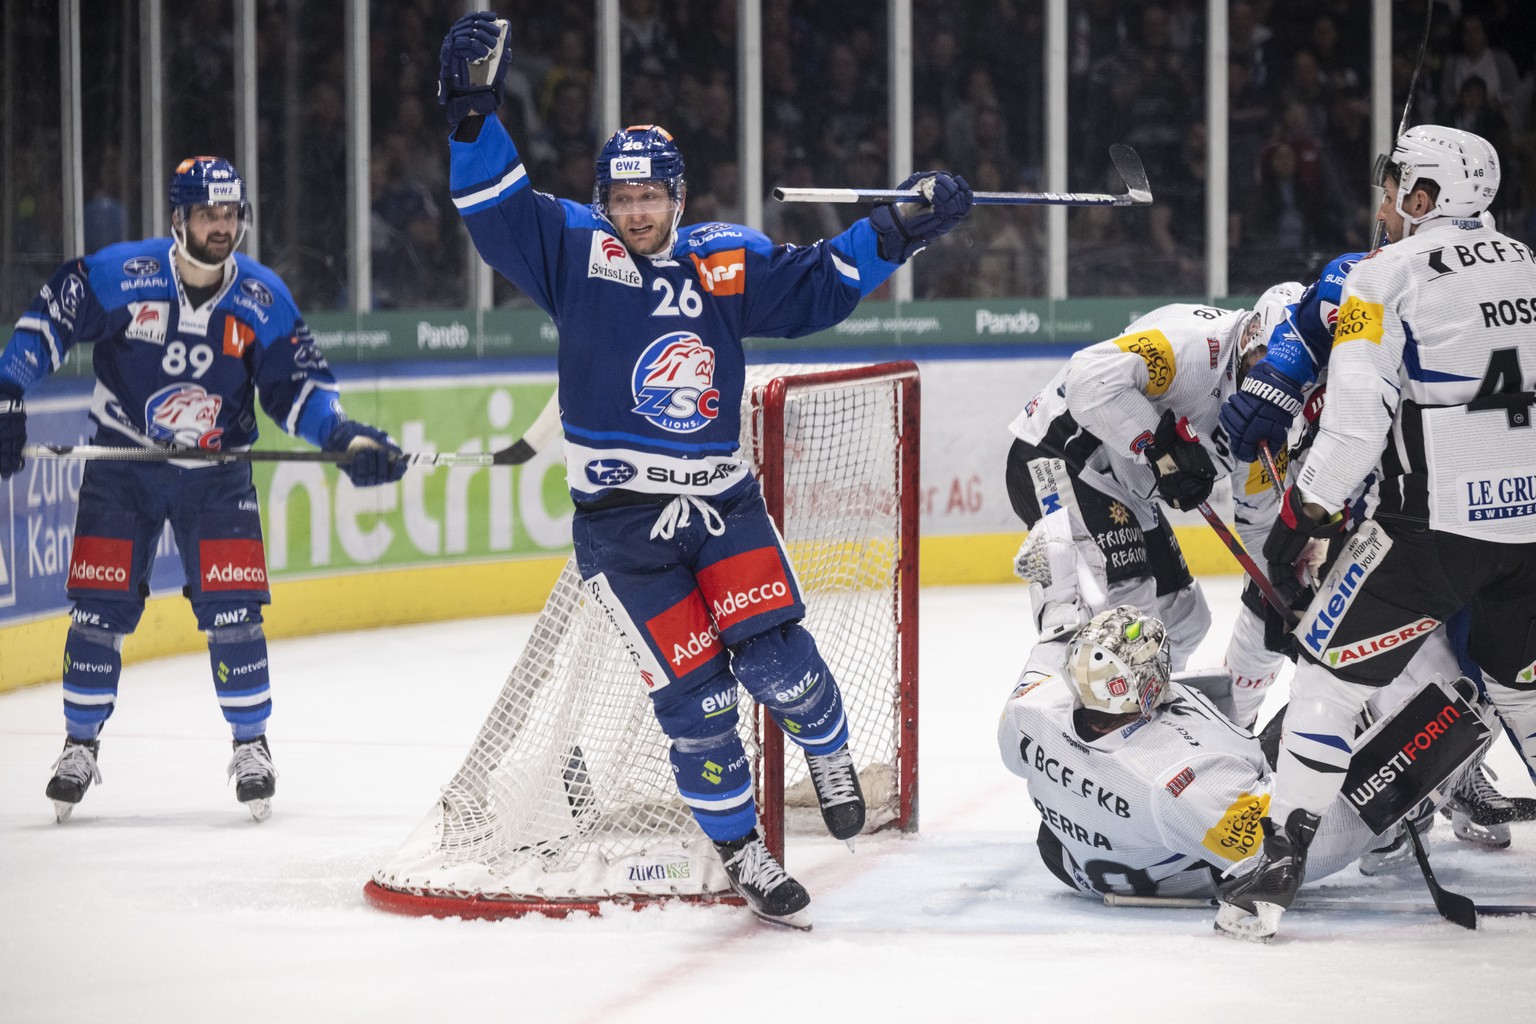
[364,361,920,919]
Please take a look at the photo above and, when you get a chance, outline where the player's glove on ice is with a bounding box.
[0,384,25,480]
[1220,360,1305,464]
[1144,409,1216,511]
[326,421,407,487]
[870,171,974,262]
[438,11,511,127]
[1262,485,1346,609]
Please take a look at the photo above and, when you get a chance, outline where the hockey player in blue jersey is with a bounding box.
[438,11,972,927]
[0,156,407,824]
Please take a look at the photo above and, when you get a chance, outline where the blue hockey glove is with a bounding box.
[1143,409,1217,511]
[1262,486,1346,609]
[870,171,974,262]
[1220,360,1305,464]
[0,385,25,480]
[438,11,511,127]
[325,421,407,487]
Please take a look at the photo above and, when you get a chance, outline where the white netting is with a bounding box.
[370,363,916,909]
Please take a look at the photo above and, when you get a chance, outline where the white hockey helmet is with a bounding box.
[1375,125,1500,225]
[1238,280,1303,366]
[1066,606,1172,717]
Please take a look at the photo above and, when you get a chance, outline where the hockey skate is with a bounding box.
[228,735,277,823]
[1214,809,1319,943]
[1440,763,1536,849]
[714,829,811,930]
[45,738,102,823]
[805,744,865,844]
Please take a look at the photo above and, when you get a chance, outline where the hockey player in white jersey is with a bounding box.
[1006,284,1299,678]
[1216,126,1536,941]
[998,606,1401,902]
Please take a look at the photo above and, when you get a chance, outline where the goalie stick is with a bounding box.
[1104,893,1534,916]
[774,144,1150,208]
[21,385,565,470]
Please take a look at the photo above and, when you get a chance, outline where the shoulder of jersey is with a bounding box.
[85,237,175,303]
[679,221,772,256]
[231,252,300,316]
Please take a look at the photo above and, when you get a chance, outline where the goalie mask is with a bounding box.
[168,156,250,272]
[594,125,686,251]
[1066,606,1172,718]
[1373,125,1499,227]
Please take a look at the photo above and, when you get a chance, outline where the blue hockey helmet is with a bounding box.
[168,156,251,267]
[593,124,686,216]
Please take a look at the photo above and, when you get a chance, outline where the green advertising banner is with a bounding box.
[251,378,572,578]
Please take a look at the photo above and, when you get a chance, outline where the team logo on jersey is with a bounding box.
[240,278,274,306]
[631,333,719,433]
[1111,328,1176,396]
[125,301,170,345]
[584,458,638,487]
[122,256,161,277]
[588,232,642,287]
[1332,296,1384,347]
[145,383,224,449]
[1108,501,1129,525]
[690,248,746,296]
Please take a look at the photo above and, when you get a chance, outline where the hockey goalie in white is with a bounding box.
[997,605,1387,902]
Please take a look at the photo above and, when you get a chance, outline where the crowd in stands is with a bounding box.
[7,0,1536,316]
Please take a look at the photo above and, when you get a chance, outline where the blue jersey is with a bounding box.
[1261,251,1366,387]
[449,116,901,503]
[0,239,346,451]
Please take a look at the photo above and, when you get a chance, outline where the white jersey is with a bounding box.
[1298,219,1536,540]
[997,676,1380,899]
[1009,303,1279,545]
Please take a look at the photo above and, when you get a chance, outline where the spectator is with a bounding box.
[1440,14,1521,130]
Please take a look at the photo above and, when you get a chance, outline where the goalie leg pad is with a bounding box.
[207,620,272,741]
[1015,506,1109,641]
[731,623,849,755]
[61,622,125,741]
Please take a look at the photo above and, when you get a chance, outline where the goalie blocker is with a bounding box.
[1342,677,1490,835]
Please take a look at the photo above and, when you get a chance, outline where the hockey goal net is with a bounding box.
[365,361,919,919]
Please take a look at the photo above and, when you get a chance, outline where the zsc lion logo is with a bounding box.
[145,383,224,449]
[631,333,720,433]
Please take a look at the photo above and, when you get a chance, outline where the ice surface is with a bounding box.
[3,578,1533,1023]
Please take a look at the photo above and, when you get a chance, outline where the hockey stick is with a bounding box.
[1256,440,1286,499]
[20,385,567,470]
[23,441,530,469]
[773,144,1151,207]
[1104,893,1533,916]
[1375,0,1435,248]
[1195,500,1293,620]
[1402,816,1479,929]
